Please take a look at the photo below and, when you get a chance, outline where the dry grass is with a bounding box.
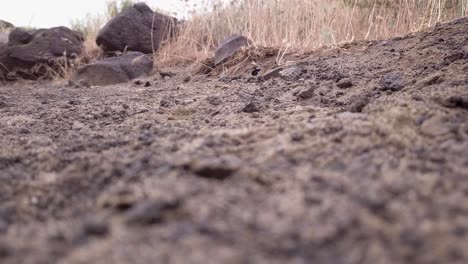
[60,0,467,78]
[156,0,468,65]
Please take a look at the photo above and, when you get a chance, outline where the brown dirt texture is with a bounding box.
[1,17,468,264]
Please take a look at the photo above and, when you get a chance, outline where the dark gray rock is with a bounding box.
[279,67,302,81]
[261,67,283,81]
[8,27,83,61]
[207,96,222,106]
[81,216,109,237]
[337,78,353,89]
[348,95,369,113]
[0,26,83,80]
[214,35,249,66]
[72,52,153,86]
[189,156,240,180]
[242,102,260,113]
[125,199,181,225]
[8,28,35,46]
[443,94,468,109]
[96,3,177,54]
[159,71,176,78]
[295,86,315,100]
[380,72,405,91]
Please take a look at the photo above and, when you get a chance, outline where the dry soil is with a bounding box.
[0,17,468,264]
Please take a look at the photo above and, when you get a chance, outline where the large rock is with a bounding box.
[7,27,36,46]
[7,27,83,62]
[214,35,249,66]
[96,3,177,54]
[0,27,84,80]
[71,52,153,86]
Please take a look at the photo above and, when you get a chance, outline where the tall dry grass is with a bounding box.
[156,0,468,64]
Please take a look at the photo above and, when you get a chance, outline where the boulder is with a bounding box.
[7,27,36,46]
[7,27,83,62]
[0,27,84,80]
[96,3,177,54]
[214,35,249,66]
[71,52,153,86]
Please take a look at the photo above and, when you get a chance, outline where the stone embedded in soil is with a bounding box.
[279,67,303,81]
[214,34,249,66]
[337,78,353,89]
[133,80,143,85]
[159,71,176,78]
[81,217,110,237]
[98,188,140,211]
[78,80,91,88]
[72,52,153,86]
[290,132,304,142]
[125,199,181,226]
[347,95,369,113]
[160,99,171,108]
[380,72,406,91]
[261,67,283,81]
[207,96,223,106]
[295,87,315,100]
[242,102,260,113]
[443,94,468,109]
[189,156,240,180]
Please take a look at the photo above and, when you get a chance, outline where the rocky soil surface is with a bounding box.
[1,17,467,264]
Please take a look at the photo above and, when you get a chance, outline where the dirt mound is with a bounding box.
[1,17,467,264]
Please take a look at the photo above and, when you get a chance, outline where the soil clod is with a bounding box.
[380,72,406,91]
[347,95,369,113]
[295,86,315,100]
[189,156,240,180]
[336,78,353,89]
[443,94,468,109]
[125,199,182,226]
[242,102,260,113]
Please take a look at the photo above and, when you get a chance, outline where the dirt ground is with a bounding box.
[1,17,467,264]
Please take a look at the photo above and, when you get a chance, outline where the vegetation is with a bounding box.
[158,0,467,64]
[69,0,468,65]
